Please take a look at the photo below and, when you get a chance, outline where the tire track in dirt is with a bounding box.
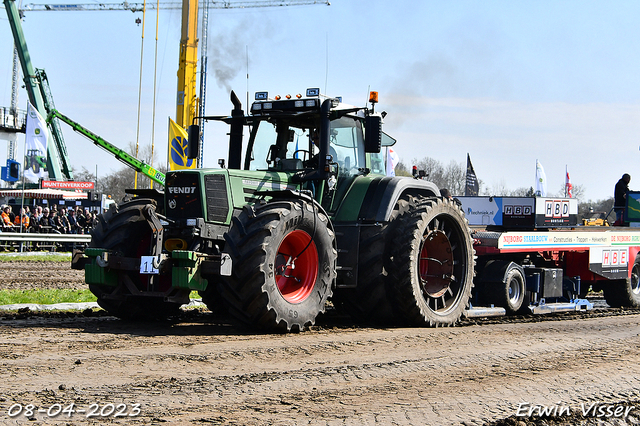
[1,314,639,424]
[0,261,84,290]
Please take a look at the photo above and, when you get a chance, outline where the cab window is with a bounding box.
[328,116,365,177]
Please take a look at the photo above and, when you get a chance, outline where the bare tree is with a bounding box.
[71,166,97,187]
[395,161,412,177]
[508,187,535,197]
[412,157,445,187]
[93,143,166,203]
[556,183,585,201]
[485,179,510,196]
[398,157,468,195]
[442,160,465,196]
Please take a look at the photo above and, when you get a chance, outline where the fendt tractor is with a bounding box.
[73,89,475,331]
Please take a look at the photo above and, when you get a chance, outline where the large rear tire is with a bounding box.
[89,198,189,319]
[219,199,337,332]
[389,197,475,326]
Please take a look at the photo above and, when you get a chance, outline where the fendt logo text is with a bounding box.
[168,187,196,194]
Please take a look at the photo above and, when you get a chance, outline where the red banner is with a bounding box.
[42,180,94,190]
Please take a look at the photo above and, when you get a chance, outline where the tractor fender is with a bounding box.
[357,176,439,222]
[477,260,524,284]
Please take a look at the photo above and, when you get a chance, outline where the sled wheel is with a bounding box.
[485,264,526,315]
[604,258,640,308]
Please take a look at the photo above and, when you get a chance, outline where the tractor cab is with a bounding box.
[191,88,394,211]
[247,92,366,172]
[218,88,394,211]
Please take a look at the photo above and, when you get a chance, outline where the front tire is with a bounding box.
[220,199,337,332]
[89,198,189,319]
[389,197,475,326]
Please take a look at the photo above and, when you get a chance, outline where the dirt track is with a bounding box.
[1,262,640,425]
[0,260,84,291]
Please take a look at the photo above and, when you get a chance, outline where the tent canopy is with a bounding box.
[0,188,88,200]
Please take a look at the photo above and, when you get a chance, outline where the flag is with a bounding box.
[168,118,195,170]
[465,153,479,196]
[386,147,399,176]
[535,159,547,197]
[24,101,49,182]
[565,166,573,198]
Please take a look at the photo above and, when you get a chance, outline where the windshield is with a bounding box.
[246,115,366,177]
[247,122,311,170]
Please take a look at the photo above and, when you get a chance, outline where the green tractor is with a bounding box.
[75,89,474,331]
[26,149,47,174]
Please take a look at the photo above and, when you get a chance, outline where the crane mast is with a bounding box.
[7,48,19,162]
[176,0,198,131]
[3,0,69,180]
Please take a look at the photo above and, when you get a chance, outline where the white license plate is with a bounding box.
[140,256,160,274]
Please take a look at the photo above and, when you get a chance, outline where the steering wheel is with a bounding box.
[292,150,310,162]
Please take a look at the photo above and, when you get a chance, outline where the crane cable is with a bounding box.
[134,0,147,189]
[149,0,160,189]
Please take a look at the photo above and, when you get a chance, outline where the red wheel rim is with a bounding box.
[275,230,318,303]
[419,229,454,298]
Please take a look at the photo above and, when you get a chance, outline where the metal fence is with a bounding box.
[0,232,91,252]
[0,107,26,133]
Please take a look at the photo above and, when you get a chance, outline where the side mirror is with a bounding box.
[364,116,382,153]
[187,125,200,159]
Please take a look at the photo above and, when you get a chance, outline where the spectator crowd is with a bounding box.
[1,204,99,234]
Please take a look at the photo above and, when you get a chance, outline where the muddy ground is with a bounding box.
[1,261,640,425]
[0,261,85,291]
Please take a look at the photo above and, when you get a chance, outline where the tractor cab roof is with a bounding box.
[250,88,366,121]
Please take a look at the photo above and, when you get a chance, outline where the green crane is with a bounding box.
[47,109,165,185]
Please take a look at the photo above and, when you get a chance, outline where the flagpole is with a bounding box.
[564,165,567,197]
[167,117,171,172]
[19,135,27,251]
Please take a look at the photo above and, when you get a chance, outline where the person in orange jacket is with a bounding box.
[1,205,14,229]
[13,207,30,229]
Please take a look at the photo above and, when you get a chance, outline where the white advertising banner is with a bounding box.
[24,102,49,182]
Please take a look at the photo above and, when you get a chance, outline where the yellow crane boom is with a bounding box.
[176,0,199,130]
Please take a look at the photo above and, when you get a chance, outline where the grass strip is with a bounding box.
[0,253,72,262]
[0,289,201,306]
[0,289,97,305]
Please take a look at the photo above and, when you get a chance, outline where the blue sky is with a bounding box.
[1,0,639,201]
